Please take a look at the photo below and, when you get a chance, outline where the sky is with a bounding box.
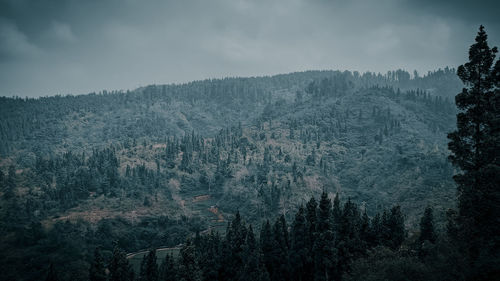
[0,0,499,97]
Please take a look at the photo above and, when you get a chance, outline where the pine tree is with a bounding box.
[45,263,59,281]
[332,193,341,229]
[447,25,500,277]
[305,197,318,252]
[260,220,275,279]
[89,247,107,281]
[336,199,363,277]
[197,231,220,281]
[240,225,269,281]
[109,245,135,281]
[159,253,177,281]
[359,211,371,250]
[221,211,247,280]
[272,215,291,281]
[419,206,436,244]
[313,191,336,281]
[386,206,405,250]
[139,249,159,281]
[178,239,202,281]
[369,213,382,247]
[290,206,308,281]
[4,165,16,199]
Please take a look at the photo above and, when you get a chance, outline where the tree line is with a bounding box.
[83,192,412,281]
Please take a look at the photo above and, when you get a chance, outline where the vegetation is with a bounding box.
[447,25,500,279]
[0,26,498,280]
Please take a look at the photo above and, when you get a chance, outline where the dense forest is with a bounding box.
[0,27,498,281]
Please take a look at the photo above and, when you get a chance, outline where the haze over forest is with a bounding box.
[0,1,499,281]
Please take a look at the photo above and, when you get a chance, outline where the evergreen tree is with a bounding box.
[369,213,382,247]
[178,239,202,281]
[313,192,336,281]
[359,211,371,249]
[240,225,269,281]
[220,211,247,280]
[159,253,177,281]
[290,206,309,281]
[419,206,436,244]
[260,220,275,279]
[4,165,16,199]
[332,194,341,229]
[109,245,135,281]
[385,206,405,250]
[336,199,363,278]
[139,249,159,281]
[45,263,59,281]
[305,197,318,252]
[89,247,107,281]
[447,25,500,278]
[272,215,291,281]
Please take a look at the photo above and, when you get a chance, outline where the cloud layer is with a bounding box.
[0,0,499,97]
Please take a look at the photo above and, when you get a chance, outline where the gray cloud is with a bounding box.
[0,18,41,60]
[0,0,499,97]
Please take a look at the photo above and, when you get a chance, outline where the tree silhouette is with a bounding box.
[448,25,500,278]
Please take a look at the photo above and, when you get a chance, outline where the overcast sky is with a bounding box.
[0,0,499,97]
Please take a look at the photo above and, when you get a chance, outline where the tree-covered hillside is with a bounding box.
[0,68,464,280]
[0,68,461,220]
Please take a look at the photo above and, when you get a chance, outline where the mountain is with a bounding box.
[0,68,462,280]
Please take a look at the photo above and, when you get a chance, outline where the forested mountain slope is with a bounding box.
[0,68,461,220]
[0,69,462,279]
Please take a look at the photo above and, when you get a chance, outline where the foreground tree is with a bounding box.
[177,239,202,281]
[159,253,177,281]
[313,191,336,281]
[89,247,107,281]
[290,206,309,281]
[109,245,135,281]
[139,249,159,281]
[45,263,59,281]
[419,206,436,244]
[447,25,500,278]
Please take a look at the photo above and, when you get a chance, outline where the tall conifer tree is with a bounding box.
[89,247,107,281]
[448,25,500,278]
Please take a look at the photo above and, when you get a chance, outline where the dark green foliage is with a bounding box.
[139,194,411,281]
[0,66,465,280]
[419,206,436,244]
[345,247,432,281]
[447,25,500,279]
[45,263,59,281]
[313,192,336,281]
[239,225,269,281]
[305,197,318,249]
[89,247,107,281]
[385,206,406,250]
[290,206,309,281]
[3,165,16,199]
[0,60,484,280]
[159,253,177,281]
[177,239,202,281]
[272,215,291,281]
[336,199,364,278]
[194,231,221,281]
[260,220,276,280]
[109,245,135,281]
[220,211,247,280]
[139,249,159,281]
